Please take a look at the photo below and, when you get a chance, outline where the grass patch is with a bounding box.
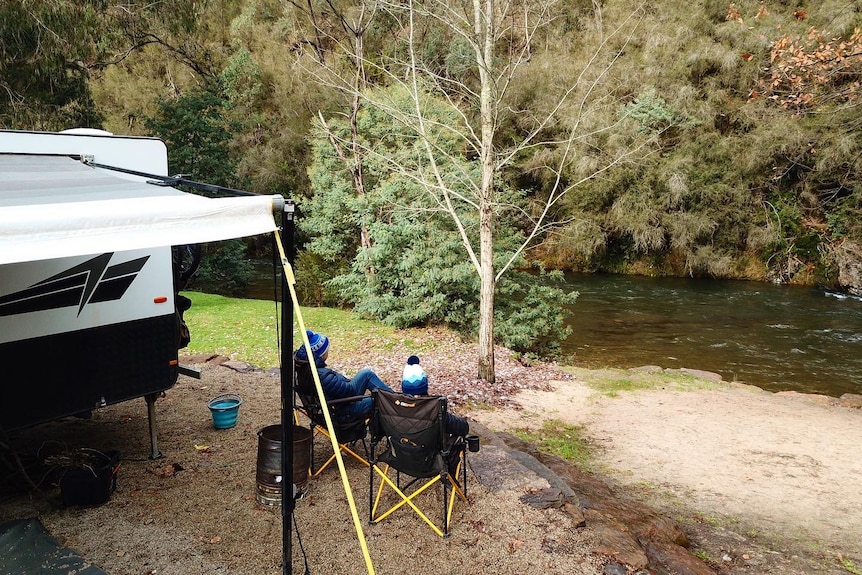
[841,558,862,575]
[697,513,722,528]
[181,292,397,368]
[693,549,717,564]
[561,366,719,396]
[512,419,592,468]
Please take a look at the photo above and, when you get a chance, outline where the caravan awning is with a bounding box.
[0,155,279,265]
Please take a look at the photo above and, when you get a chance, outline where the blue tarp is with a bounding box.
[0,518,107,575]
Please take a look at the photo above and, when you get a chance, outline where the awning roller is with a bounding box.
[0,154,279,265]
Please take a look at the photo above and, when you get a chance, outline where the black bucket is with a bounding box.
[58,450,121,507]
[255,424,312,507]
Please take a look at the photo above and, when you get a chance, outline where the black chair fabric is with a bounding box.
[369,389,468,536]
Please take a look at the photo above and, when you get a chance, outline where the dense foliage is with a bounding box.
[4,0,861,355]
[0,1,110,129]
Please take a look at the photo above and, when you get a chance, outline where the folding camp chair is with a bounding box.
[368,389,469,537]
[293,354,370,476]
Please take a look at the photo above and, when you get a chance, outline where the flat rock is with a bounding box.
[668,368,723,382]
[644,539,716,575]
[488,427,715,573]
[775,390,837,405]
[839,393,862,409]
[179,353,220,364]
[632,365,664,373]
[468,444,550,492]
[519,487,567,509]
[221,360,257,373]
[587,509,649,569]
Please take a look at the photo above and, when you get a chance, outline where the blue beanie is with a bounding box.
[401,355,428,395]
[296,330,330,361]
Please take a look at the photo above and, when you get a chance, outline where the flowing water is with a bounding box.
[558,273,862,397]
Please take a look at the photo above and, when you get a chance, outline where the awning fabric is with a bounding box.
[0,155,278,265]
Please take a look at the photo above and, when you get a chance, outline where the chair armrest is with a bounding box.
[326,394,368,407]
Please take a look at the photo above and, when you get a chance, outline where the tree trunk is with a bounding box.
[350,29,372,253]
[477,198,496,383]
[476,0,496,383]
[593,0,603,41]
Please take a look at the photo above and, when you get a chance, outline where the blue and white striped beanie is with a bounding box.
[401,355,428,395]
[308,330,330,357]
[296,330,330,361]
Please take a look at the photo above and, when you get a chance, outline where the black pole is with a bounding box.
[280,201,295,575]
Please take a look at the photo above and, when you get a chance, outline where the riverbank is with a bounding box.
[470,368,862,573]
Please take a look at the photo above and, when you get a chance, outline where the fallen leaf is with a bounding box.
[154,462,183,478]
[154,465,174,478]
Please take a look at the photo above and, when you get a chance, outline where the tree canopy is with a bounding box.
[4,0,862,371]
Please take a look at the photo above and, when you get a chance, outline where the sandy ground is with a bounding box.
[470,376,862,567]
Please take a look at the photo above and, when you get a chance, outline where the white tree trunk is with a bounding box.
[309,0,650,384]
[476,0,497,383]
[477,198,496,382]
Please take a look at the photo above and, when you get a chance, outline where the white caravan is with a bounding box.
[0,129,283,457]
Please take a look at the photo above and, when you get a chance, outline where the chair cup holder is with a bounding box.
[466,435,480,452]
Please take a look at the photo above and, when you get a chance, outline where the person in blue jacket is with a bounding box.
[295,330,393,421]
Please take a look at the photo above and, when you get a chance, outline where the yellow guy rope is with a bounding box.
[274,231,376,575]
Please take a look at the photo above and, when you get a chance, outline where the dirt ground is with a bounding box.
[1,347,861,575]
[0,362,603,575]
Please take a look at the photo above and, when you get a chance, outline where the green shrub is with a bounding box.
[188,239,253,297]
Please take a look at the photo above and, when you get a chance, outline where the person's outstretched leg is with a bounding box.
[350,368,393,394]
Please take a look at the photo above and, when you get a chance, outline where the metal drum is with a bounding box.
[255,424,312,507]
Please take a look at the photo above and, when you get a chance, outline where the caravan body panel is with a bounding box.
[0,130,179,431]
[0,249,174,344]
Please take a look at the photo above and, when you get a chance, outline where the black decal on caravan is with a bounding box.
[0,254,149,317]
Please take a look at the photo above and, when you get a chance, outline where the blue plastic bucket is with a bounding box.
[207,393,243,429]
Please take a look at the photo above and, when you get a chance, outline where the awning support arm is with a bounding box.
[82,159,259,197]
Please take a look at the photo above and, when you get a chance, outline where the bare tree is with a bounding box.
[593,0,603,42]
[289,0,380,254]
[308,0,654,382]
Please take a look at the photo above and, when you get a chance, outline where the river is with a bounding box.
[244,262,862,397]
[559,273,862,397]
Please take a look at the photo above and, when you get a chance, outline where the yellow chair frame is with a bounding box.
[370,454,467,537]
[293,354,370,476]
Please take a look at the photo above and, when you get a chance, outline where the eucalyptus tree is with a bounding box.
[284,0,396,257]
[305,84,577,357]
[0,0,111,129]
[306,0,655,382]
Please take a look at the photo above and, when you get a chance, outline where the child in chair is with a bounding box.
[401,355,469,437]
